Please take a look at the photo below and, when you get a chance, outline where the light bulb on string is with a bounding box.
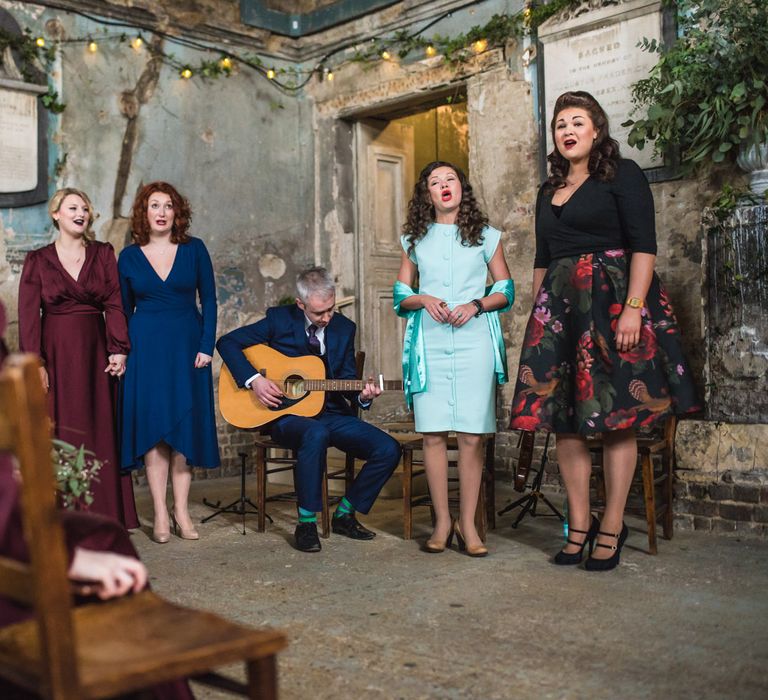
[87,39,98,53]
[326,69,334,82]
[131,36,144,50]
[267,68,276,80]
[381,50,391,60]
[219,57,232,71]
[35,37,46,48]
[471,39,488,54]
[425,45,437,58]
[180,67,193,79]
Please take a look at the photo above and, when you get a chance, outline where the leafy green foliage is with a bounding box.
[624,0,768,172]
[52,439,102,510]
[352,0,581,68]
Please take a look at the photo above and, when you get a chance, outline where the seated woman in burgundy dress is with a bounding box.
[18,188,138,528]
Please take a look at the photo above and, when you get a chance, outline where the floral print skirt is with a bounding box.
[509,250,700,435]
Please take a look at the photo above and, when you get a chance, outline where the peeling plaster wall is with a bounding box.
[0,2,314,472]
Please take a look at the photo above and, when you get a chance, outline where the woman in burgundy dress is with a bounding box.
[18,188,138,528]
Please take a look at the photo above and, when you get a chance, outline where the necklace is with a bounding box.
[55,241,84,264]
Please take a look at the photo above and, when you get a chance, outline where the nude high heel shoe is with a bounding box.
[171,509,199,541]
[151,510,170,544]
[423,518,455,553]
[454,521,488,558]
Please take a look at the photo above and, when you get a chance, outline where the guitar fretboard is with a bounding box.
[300,379,402,392]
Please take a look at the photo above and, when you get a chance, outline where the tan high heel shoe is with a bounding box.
[151,528,170,544]
[151,512,170,544]
[454,521,488,558]
[171,510,199,541]
[424,518,455,553]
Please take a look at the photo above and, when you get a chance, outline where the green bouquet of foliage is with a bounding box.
[624,0,768,171]
[52,439,102,510]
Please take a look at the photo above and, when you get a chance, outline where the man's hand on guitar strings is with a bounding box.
[251,375,284,408]
[359,376,382,403]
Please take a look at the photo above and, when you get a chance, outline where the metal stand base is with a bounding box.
[498,433,564,528]
[201,452,273,535]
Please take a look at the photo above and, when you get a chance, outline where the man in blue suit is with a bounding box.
[217,267,401,552]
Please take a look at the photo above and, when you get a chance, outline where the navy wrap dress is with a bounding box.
[118,237,220,469]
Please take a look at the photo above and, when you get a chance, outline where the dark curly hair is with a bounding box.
[546,91,621,192]
[130,181,192,246]
[403,161,488,256]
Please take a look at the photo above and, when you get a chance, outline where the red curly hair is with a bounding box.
[130,181,192,246]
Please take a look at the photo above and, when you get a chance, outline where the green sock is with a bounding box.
[298,506,317,523]
[334,496,354,519]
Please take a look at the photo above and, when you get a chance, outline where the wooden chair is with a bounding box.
[401,434,497,541]
[253,351,366,538]
[0,354,287,699]
[588,416,677,554]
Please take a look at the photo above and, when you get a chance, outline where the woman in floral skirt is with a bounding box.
[509,91,699,571]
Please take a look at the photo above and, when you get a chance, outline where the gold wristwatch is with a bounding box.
[625,297,644,309]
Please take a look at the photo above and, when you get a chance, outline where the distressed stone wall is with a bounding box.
[0,1,314,475]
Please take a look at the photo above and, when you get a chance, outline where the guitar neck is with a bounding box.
[301,379,403,392]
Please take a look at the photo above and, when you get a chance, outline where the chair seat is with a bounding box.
[0,590,287,699]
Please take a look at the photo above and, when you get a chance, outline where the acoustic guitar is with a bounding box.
[513,430,536,492]
[218,344,403,428]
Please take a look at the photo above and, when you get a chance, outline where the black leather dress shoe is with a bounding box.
[331,513,376,540]
[294,521,321,552]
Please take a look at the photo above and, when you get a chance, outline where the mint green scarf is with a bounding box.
[393,279,514,408]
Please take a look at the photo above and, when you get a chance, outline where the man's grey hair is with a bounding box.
[296,266,335,303]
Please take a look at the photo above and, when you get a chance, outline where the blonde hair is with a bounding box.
[48,188,97,244]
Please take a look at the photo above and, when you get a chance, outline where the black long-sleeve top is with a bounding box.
[534,158,657,269]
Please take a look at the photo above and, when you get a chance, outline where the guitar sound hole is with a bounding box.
[283,375,307,399]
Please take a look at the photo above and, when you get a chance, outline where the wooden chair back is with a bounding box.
[0,354,287,699]
[0,354,81,696]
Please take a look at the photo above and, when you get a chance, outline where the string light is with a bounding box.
[471,39,488,54]
[266,68,276,80]
[219,56,232,70]
[180,67,193,79]
[87,39,98,53]
[326,69,334,81]
[425,45,437,57]
[381,49,391,60]
[131,35,143,50]
[35,37,45,48]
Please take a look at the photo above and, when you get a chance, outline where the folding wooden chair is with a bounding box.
[0,354,287,699]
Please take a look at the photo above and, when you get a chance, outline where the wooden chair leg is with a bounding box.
[402,447,413,540]
[255,446,267,533]
[641,452,658,554]
[476,484,487,542]
[320,469,330,538]
[247,656,278,700]
[663,449,674,540]
[485,437,496,531]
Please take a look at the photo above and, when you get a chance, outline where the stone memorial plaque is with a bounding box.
[539,0,664,169]
[0,87,39,192]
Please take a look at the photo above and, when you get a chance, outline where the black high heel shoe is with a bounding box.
[585,522,628,572]
[553,515,599,565]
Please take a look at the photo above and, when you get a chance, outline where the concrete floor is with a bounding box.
[133,477,768,700]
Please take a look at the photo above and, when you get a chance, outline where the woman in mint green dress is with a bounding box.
[394,161,514,557]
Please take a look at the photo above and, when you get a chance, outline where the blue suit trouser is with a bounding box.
[270,412,401,514]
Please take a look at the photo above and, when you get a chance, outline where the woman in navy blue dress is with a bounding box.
[119,182,220,544]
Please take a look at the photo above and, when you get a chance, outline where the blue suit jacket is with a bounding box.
[216,304,360,413]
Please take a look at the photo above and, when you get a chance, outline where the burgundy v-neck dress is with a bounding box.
[18,242,139,528]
